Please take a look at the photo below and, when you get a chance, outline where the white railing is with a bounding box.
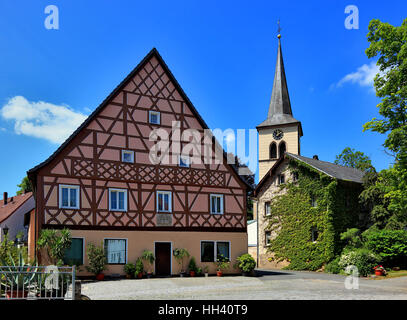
[0,265,75,300]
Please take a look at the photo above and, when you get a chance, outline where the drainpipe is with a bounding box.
[255,199,259,268]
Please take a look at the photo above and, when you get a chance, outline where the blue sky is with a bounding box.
[0,0,405,196]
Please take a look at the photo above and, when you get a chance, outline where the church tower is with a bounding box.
[257,32,303,180]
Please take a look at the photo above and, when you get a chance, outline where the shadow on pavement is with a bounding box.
[254,269,294,277]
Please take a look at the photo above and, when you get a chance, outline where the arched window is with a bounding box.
[269,142,277,159]
[278,141,286,158]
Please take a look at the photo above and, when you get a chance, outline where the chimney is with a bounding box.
[3,192,7,205]
[313,155,319,160]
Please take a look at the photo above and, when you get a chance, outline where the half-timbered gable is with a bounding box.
[28,48,248,276]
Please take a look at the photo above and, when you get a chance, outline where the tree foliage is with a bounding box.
[334,147,373,172]
[362,18,407,227]
[16,176,33,195]
[37,228,72,265]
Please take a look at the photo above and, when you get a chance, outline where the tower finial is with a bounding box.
[277,19,281,39]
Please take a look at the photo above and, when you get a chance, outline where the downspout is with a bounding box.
[256,199,259,268]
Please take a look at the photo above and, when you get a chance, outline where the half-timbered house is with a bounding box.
[27,48,249,276]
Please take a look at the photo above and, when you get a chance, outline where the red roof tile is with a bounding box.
[0,192,33,223]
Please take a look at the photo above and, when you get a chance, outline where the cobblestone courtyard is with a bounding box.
[81,270,407,300]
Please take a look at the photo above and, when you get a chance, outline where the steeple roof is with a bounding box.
[257,36,302,134]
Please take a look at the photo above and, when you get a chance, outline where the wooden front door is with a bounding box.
[155,242,171,276]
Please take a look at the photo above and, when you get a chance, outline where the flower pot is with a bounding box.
[137,272,143,279]
[375,270,384,276]
[96,273,105,281]
[216,271,223,277]
[204,273,209,278]
[189,271,196,277]
[6,290,28,299]
[242,271,251,277]
[147,273,152,279]
[125,274,132,279]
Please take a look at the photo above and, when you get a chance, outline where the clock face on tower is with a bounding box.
[273,129,284,140]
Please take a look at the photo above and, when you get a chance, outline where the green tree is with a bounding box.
[364,19,407,167]
[334,147,373,172]
[16,176,32,195]
[362,19,407,227]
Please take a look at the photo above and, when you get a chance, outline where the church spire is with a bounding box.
[257,27,301,131]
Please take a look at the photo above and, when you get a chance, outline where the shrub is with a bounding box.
[325,257,341,274]
[234,254,256,273]
[141,250,155,273]
[338,248,380,277]
[37,228,72,265]
[173,248,190,273]
[124,263,136,276]
[188,257,198,272]
[364,229,407,268]
[86,243,107,275]
[340,228,362,248]
[135,258,144,275]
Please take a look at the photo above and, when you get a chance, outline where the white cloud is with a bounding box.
[336,62,380,90]
[0,96,88,144]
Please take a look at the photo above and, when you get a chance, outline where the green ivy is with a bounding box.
[266,159,361,271]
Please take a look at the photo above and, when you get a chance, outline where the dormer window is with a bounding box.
[149,111,160,125]
[121,150,134,163]
[179,156,190,168]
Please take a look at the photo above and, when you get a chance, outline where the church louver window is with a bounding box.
[278,141,286,158]
[270,142,277,159]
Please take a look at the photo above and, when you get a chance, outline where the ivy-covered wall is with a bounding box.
[264,159,362,271]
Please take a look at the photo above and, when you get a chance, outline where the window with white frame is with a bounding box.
[210,194,223,214]
[109,188,127,211]
[104,239,127,264]
[59,185,80,209]
[157,191,172,212]
[311,194,318,207]
[200,241,230,262]
[149,111,160,125]
[265,231,272,246]
[121,150,134,163]
[265,201,271,216]
[179,155,190,168]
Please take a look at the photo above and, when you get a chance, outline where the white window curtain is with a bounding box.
[106,239,126,264]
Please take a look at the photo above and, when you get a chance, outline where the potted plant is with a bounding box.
[86,242,107,281]
[141,250,155,278]
[124,263,136,279]
[173,248,190,277]
[188,257,198,277]
[234,253,256,276]
[135,258,144,278]
[214,254,230,277]
[203,266,209,277]
[373,265,386,276]
[196,267,202,277]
